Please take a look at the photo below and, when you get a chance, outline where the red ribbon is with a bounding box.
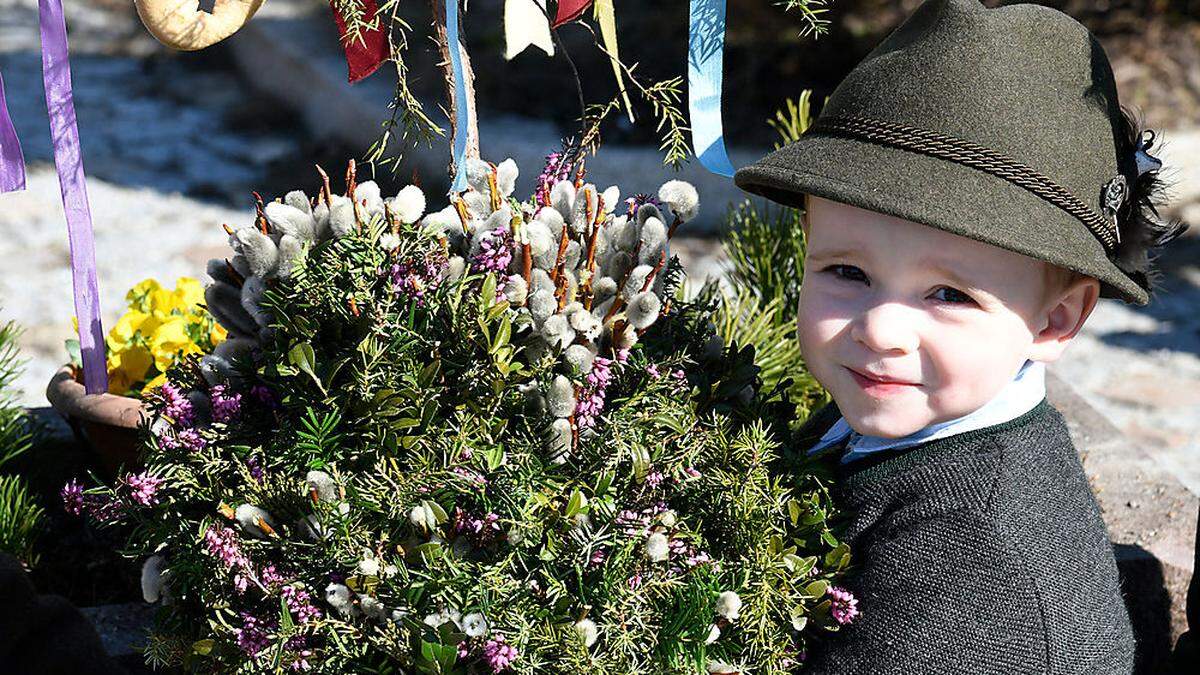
[329,0,390,83]
[553,0,593,28]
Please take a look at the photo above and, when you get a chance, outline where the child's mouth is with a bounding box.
[845,367,921,396]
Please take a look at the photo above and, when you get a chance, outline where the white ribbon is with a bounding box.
[504,0,554,60]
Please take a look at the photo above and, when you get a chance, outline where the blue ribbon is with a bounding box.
[447,0,469,192]
[687,0,736,177]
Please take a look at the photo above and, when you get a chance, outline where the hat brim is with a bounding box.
[734,134,1149,305]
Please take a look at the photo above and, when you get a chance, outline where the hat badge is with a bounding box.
[1101,175,1127,245]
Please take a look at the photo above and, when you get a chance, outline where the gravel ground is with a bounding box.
[1,0,1196,499]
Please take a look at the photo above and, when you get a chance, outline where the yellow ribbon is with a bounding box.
[594,0,634,123]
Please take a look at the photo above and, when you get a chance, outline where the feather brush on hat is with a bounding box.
[1113,107,1189,291]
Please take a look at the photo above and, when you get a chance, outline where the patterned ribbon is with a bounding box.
[0,70,25,192]
[687,0,736,176]
[33,0,106,394]
[447,0,469,192]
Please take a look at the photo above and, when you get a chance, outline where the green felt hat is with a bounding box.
[734,0,1183,305]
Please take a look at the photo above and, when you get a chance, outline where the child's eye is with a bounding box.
[823,265,869,285]
[929,286,976,305]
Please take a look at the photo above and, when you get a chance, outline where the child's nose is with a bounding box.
[850,303,919,355]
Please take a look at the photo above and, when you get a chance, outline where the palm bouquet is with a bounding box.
[67,154,852,673]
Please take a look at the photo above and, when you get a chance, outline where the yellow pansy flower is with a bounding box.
[98,276,225,397]
[210,321,228,344]
[111,344,153,384]
[107,310,151,351]
[174,277,205,309]
[150,316,200,371]
[125,278,163,313]
[150,288,187,317]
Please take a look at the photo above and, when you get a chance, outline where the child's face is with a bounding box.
[797,196,1097,438]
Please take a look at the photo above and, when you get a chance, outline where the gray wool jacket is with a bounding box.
[798,399,1136,674]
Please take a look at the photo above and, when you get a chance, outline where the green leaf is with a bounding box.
[191,639,215,656]
[595,471,614,497]
[280,596,294,631]
[481,274,497,307]
[288,342,326,395]
[427,500,449,523]
[413,542,444,560]
[804,580,829,598]
[483,446,505,471]
[64,339,82,369]
[565,489,587,518]
[825,542,851,570]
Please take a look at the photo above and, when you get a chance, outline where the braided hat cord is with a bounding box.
[811,115,1118,251]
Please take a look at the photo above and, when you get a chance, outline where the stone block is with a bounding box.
[1048,372,1197,671]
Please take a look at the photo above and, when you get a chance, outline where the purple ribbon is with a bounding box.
[0,70,26,192]
[37,0,107,394]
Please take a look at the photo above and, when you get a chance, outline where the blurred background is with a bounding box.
[0,0,1197,500]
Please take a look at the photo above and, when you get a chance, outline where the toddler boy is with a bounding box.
[735,0,1186,671]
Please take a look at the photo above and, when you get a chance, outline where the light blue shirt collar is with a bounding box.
[808,360,1047,464]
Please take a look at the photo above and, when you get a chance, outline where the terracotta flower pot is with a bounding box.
[46,366,148,480]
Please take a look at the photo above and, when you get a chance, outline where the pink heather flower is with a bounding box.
[627,573,643,590]
[281,585,323,624]
[259,564,285,587]
[683,466,702,479]
[451,466,488,487]
[645,470,664,490]
[159,382,195,427]
[482,634,518,673]
[588,548,607,570]
[575,355,615,430]
[284,635,312,671]
[457,640,472,660]
[235,612,271,659]
[203,523,251,574]
[210,384,243,424]
[645,364,661,378]
[452,508,503,548]
[587,356,614,388]
[122,471,165,507]
[471,228,514,273]
[535,151,574,204]
[61,479,85,516]
[159,426,206,453]
[89,496,125,524]
[574,390,606,430]
[828,586,860,625]
[390,249,448,307]
[245,454,264,481]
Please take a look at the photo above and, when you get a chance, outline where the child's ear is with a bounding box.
[1028,275,1100,363]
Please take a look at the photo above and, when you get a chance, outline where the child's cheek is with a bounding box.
[922,317,1028,421]
[795,281,847,385]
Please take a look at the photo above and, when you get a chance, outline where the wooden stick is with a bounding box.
[549,224,569,283]
[315,164,333,206]
[429,0,480,180]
